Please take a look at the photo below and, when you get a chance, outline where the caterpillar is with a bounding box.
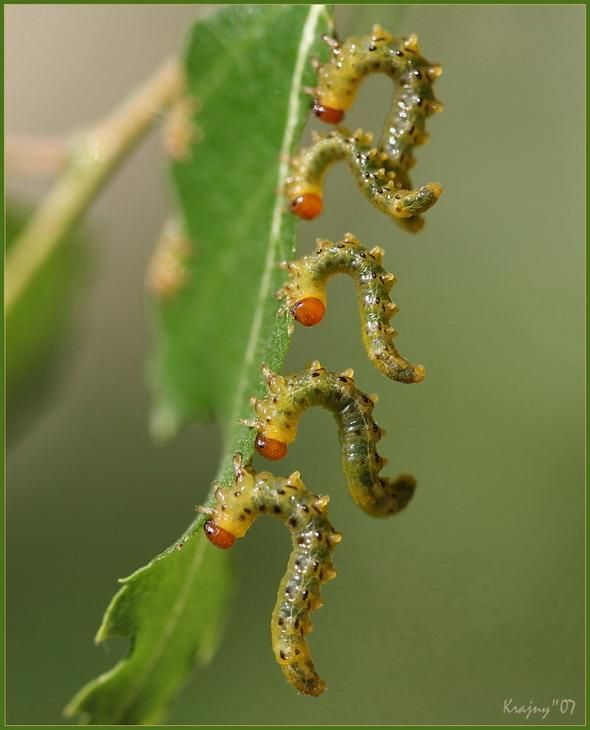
[201,453,341,697]
[312,25,443,140]
[244,362,416,518]
[289,25,443,231]
[277,232,425,385]
[287,128,442,231]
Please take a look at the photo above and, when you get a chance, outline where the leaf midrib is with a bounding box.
[106,7,331,718]
[223,4,331,460]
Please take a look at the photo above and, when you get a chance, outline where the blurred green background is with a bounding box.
[6,4,585,725]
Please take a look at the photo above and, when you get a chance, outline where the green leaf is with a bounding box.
[65,535,232,725]
[149,4,333,471]
[66,5,334,724]
[6,203,87,440]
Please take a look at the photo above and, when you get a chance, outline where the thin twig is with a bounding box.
[5,57,183,315]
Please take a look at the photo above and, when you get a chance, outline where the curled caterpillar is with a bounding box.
[312,25,443,141]
[289,25,443,231]
[244,362,416,517]
[278,232,425,385]
[287,128,442,230]
[202,453,341,697]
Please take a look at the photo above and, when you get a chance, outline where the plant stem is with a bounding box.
[5,57,183,316]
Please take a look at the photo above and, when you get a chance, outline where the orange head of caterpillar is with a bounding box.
[291,297,325,327]
[204,520,236,549]
[312,100,345,125]
[255,434,288,461]
[290,192,323,220]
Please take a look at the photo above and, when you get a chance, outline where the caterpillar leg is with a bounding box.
[278,233,425,385]
[286,130,442,231]
[248,364,417,517]
[202,454,341,697]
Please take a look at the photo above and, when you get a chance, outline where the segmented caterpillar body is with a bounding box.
[202,454,341,697]
[289,25,443,231]
[245,363,416,518]
[313,26,443,148]
[287,129,442,231]
[278,233,425,384]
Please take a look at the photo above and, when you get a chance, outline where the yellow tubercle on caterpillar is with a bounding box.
[425,64,443,81]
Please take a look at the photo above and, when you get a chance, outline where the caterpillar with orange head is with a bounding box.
[244,362,416,518]
[277,232,425,385]
[289,25,443,231]
[201,453,341,697]
[287,128,442,233]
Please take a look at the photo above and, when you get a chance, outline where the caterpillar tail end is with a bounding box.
[360,474,416,518]
[390,474,417,513]
[388,362,426,384]
[282,665,327,697]
[391,182,443,219]
[396,215,426,234]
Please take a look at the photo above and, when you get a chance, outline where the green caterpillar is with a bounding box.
[277,232,425,384]
[202,454,341,697]
[287,128,441,232]
[312,25,443,151]
[243,362,416,518]
[288,25,443,231]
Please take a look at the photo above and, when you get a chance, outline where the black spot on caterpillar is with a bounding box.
[290,25,443,231]
[201,454,341,697]
[277,232,425,385]
[243,363,416,517]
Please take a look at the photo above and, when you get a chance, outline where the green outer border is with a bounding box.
[2,7,6,730]
[2,2,587,729]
